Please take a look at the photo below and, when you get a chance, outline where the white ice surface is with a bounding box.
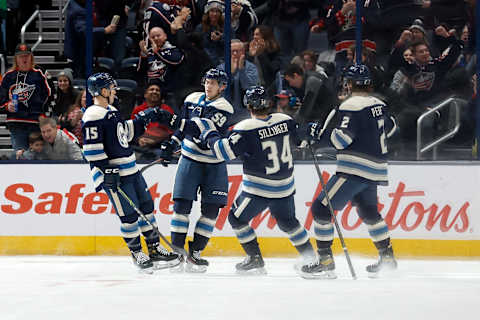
[1,256,479,320]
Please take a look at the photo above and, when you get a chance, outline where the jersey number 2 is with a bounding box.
[262,135,293,175]
[377,119,387,154]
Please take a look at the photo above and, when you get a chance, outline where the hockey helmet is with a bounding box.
[87,72,118,97]
[243,85,269,110]
[201,68,229,87]
[344,64,372,86]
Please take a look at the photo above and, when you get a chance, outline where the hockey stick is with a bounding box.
[117,187,188,256]
[307,142,357,280]
[140,150,182,174]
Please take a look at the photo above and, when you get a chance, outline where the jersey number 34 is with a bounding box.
[262,135,293,175]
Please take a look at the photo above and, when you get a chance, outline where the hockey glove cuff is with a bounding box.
[159,139,179,167]
[103,166,120,192]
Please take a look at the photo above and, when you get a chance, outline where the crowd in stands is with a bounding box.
[0,0,477,161]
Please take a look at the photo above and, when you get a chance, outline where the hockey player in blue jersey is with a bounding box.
[306,64,398,278]
[158,68,234,272]
[82,72,181,273]
[195,85,318,275]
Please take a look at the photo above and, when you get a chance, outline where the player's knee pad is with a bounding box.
[200,202,221,220]
[357,205,382,225]
[173,199,193,215]
[228,210,244,229]
[139,200,154,216]
[312,198,332,224]
[276,218,300,233]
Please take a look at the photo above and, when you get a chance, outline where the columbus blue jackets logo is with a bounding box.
[117,123,129,148]
[411,71,435,92]
[10,83,36,107]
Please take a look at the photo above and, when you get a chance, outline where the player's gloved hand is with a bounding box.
[307,121,323,140]
[158,139,178,167]
[103,166,120,192]
[135,107,173,126]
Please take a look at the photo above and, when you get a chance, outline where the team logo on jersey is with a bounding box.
[412,71,435,92]
[10,83,36,108]
[148,59,167,81]
[117,123,129,148]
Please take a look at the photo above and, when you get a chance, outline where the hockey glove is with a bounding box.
[307,121,323,140]
[158,139,179,167]
[135,107,173,126]
[103,166,120,192]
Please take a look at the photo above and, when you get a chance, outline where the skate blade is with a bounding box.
[298,270,337,280]
[367,266,397,279]
[137,267,154,275]
[235,267,267,276]
[169,262,185,273]
[153,258,182,270]
[185,262,207,273]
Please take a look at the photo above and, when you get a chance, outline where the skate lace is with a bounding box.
[135,252,150,264]
[192,250,202,260]
[156,245,170,256]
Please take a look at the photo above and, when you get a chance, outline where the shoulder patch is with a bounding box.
[339,96,386,112]
[82,105,109,122]
[184,92,204,104]
[209,97,234,114]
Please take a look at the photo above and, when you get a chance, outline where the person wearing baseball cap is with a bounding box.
[0,42,51,152]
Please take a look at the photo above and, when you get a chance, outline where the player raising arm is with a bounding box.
[82,72,181,273]
[196,86,320,277]
[158,68,234,273]
[306,64,398,278]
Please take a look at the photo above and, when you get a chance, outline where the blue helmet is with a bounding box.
[87,72,117,97]
[243,85,269,110]
[201,68,228,87]
[344,64,372,86]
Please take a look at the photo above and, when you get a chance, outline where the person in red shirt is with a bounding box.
[131,83,174,150]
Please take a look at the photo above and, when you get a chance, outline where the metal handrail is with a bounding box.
[21,6,43,51]
[416,97,461,160]
[0,54,5,75]
[58,0,71,55]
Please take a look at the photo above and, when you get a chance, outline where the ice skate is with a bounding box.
[147,243,182,270]
[299,248,337,280]
[131,251,154,274]
[235,254,267,275]
[366,246,398,278]
[185,242,208,273]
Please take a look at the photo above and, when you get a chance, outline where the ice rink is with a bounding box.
[1,255,479,320]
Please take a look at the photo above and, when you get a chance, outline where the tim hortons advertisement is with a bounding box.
[0,163,476,240]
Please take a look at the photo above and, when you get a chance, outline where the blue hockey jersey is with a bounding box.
[206,113,297,198]
[173,92,233,164]
[330,95,396,185]
[81,105,145,191]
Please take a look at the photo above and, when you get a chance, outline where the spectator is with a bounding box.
[75,89,87,110]
[274,89,300,118]
[195,0,225,66]
[59,104,84,146]
[54,68,78,117]
[39,117,83,160]
[248,25,284,92]
[16,131,48,160]
[283,63,337,124]
[142,0,191,43]
[65,0,117,77]
[267,0,311,60]
[389,47,414,96]
[130,83,174,156]
[299,50,329,78]
[218,39,259,124]
[230,0,258,42]
[93,0,130,67]
[0,43,51,151]
[138,26,185,107]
